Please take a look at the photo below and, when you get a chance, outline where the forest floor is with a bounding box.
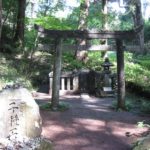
[34,93,150,150]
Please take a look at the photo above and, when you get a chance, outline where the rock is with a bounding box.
[0,137,53,150]
[0,86,52,150]
[133,134,150,150]
[0,87,42,139]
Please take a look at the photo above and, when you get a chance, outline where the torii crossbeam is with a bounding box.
[35,24,142,39]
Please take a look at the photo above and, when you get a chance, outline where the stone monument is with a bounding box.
[0,85,52,149]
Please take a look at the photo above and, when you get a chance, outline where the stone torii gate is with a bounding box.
[35,24,142,110]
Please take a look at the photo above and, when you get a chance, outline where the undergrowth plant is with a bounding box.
[125,54,150,93]
[40,102,70,111]
[112,99,134,111]
[137,121,150,128]
[140,101,150,114]
[111,93,150,113]
[0,53,33,90]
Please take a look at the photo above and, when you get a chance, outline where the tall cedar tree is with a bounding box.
[14,0,26,47]
[101,0,108,58]
[0,0,2,45]
[131,0,144,53]
[75,0,89,62]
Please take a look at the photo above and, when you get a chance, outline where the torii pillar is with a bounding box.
[116,39,125,110]
[51,38,63,110]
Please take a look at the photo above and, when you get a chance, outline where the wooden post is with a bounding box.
[73,76,79,91]
[67,78,71,90]
[49,77,53,95]
[116,39,126,110]
[51,38,62,110]
[61,78,65,90]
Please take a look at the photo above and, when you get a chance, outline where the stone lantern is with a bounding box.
[100,58,114,97]
[101,57,113,73]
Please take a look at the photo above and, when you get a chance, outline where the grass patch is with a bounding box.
[112,99,134,111]
[40,102,70,111]
[112,93,146,113]
[111,93,150,113]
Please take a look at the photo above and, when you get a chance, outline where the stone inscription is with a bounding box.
[8,99,22,140]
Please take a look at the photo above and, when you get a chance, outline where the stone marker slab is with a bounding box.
[0,87,42,140]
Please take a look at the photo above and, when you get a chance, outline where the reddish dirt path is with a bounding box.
[35,94,150,150]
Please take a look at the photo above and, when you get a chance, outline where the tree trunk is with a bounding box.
[51,38,63,110]
[75,0,89,61]
[132,0,144,53]
[101,0,108,58]
[78,0,89,30]
[0,0,2,46]
[14,0,26,47]
[116,39,126,110]
[102,0,108,30]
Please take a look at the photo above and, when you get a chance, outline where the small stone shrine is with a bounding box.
[0,84,52,150]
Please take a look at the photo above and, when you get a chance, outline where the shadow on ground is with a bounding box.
[35,94,150,150]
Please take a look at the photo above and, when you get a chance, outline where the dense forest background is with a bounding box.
[0,0,150,106]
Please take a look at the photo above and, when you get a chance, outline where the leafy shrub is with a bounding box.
[35,16,73,30]
[137,54,150,70]
[125,53,150,93]
[138,60,150,70]
[86,51,103,71]
[0,53,33,90]
[62,52,83,71]
[62,52,104,71]
[144,20,150,42]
